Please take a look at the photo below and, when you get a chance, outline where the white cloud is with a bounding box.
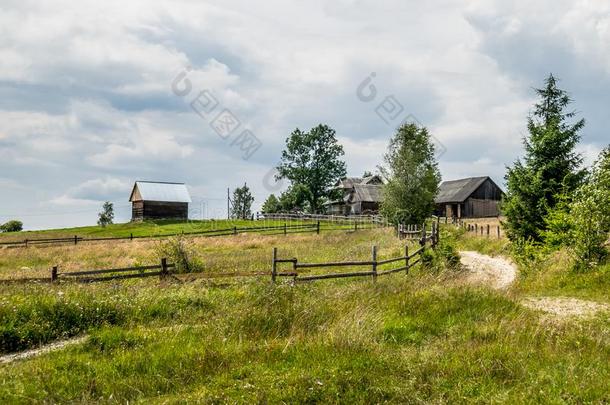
[1,0,609,228]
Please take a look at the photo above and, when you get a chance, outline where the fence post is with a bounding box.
[316,221,320,235]
[284,222,287,235]
[51,266,58,282]
[405,245,410,274]
[233,226,237,235]
[354,221,357,232]
[24,239,28,248]
[372,245,377,282]
[497,225,501,239]
[130,233,133,241]
[486,224,490,238]
[420,223,426,246]
[160,258,169,280]
[271,247,278,283]
[74,235,78,245]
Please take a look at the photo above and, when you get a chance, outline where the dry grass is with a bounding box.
[0,228,409,280]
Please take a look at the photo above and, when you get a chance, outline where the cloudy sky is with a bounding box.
[1,0,609,229]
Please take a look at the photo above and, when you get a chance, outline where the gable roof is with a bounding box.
[348,184,383,203]
[362,175,383,185]
[435,176,490,204]
[129,181,192,203]
[336,177,363,188]
[336,175,383,189]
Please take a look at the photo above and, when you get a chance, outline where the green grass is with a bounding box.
[0,218,375,243]
[0,277,608,403]
[1,228,609,403]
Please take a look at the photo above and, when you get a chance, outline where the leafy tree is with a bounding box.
[0,220,23,232]
[231,183,255,219]
[379,122,441,224]
[278,184,312,212]
[569,146,610,269]
[503,74,585,242]
[362,170,374,177]
[97,202,114,227]
[261,194,281,214]
[276,124,347,213]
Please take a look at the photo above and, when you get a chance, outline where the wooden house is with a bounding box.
[129,181,191,221]
[435,176,504,218]
[326,175,384,215]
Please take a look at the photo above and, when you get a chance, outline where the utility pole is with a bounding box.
[227,187,230,219]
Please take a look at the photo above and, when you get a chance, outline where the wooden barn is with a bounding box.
[435,176,504,218]
[325,175,384,215]
[129,181,191,221]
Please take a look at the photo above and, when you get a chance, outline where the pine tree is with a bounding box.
[503,74,585,241]
[380,122,441,224]
[231,183,255,219]
[261,194,281,213]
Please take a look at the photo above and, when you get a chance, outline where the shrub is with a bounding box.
[510,238,542,277]
[420,229,461,272]
[154,235,203,273]
[569,147,610,270]
[0,220,23,232]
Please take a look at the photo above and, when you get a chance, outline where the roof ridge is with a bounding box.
[136,180,186,185]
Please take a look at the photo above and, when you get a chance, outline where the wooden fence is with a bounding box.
[460,222,502,239]
[257,212,389,226]
[0,222,321,249]
[52,258,176,283]
[271,226,439,283]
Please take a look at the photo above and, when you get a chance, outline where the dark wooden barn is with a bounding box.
[325,175,384,215]
[129,181,191,221]
[435,176,504,218]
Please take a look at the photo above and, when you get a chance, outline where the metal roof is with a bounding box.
[129,181,192,203]
[435,176,489,204]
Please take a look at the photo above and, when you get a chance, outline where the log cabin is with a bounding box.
[129,181,191,221]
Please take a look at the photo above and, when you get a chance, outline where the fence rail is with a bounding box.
[49,258,176,283]
[257,212,389,226]
[0,222,324,249]
[271,225,437,283]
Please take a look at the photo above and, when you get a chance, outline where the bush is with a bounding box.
[154,235,203,273]
[510,238,542,277]
[0,220,23,232]
[421,229,461,272]
[569,147,610,270]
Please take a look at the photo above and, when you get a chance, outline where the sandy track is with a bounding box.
[0,336,87,365]
[459,251,516,290]
[458,250,609,319]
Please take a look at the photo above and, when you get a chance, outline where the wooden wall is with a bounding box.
[131,201,188,221]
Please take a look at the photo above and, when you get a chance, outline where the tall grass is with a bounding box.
[0,276,608,403]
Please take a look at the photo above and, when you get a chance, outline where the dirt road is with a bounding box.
[459,250,609,319]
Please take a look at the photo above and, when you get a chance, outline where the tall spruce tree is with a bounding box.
[503,74,585,241]
[231,183,255,219]
[380,122,441,224]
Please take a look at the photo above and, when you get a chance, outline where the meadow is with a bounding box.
[0,224,609,403]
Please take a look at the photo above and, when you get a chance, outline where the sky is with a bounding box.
[1,0,609,230]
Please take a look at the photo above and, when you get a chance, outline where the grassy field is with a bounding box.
[0,218,376,243]
[0,227,609,403]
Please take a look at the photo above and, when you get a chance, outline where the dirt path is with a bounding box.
[459,251,516,290]
[458,251,609,319]
[0,336,87,365]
